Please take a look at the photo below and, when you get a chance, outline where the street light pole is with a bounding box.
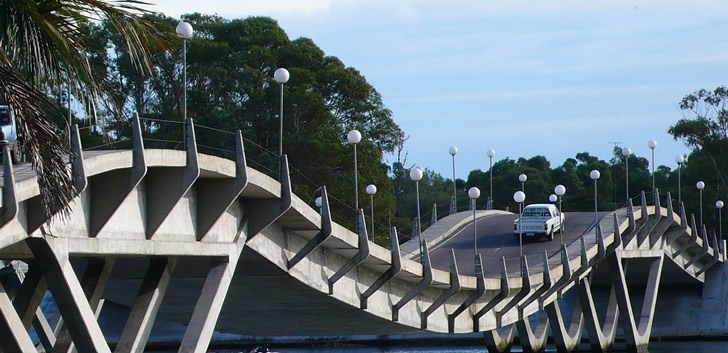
[514,191,526,257]
[675,154,685,205]
[176,21,193,148]
[519,173,527,193]
[716,200,724,240]
[274,68,290,157]
[622,147,632,204]
[366,184,377,240]
[348,130,362,228]
[590,170,601,223]
[410,167,424,262]
[555,184,566,245]
[648,140,657,192]
[697,181,705,230]
[449,146,458,214]
[487,148,496,209]
[468,187,481,274]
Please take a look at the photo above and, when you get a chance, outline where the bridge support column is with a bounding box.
[483,325,515,353]
[516,313,549,353]
[8,263,56,351]
[608,252,664,353]
[116,257,176,353]
[27,238,111,353]
[545,298,583,353]
[0,280,36,352]
[54,257,115,353]
[577,277,618,352]
[178,246,242,353]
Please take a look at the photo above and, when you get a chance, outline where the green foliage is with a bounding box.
[86,13,404,245]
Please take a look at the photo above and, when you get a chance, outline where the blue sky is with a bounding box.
[151,0,728,179]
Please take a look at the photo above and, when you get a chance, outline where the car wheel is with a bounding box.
[11,143,22,164]
[547,226,554,241]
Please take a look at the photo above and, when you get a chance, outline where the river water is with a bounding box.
[208,341,728,353]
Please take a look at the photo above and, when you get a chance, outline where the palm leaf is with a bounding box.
[0,0,174,218]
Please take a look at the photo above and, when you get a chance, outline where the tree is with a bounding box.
[670,86,728,208]
[0,0,171,216]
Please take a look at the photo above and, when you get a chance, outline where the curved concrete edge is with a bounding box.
[401,210,511,259]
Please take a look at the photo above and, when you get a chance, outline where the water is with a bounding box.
[209,341,728,353]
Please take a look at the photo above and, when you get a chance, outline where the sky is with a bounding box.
[149,0,728,179]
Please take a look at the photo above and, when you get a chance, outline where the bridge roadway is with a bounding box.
[0,117,724,353]
[424,211,610,276]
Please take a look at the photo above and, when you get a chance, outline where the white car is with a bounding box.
[0,105,22,163]
[513,203,564,241]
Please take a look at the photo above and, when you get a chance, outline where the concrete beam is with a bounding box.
[27,238,111,353]
[115,257,176,353]
[0,280,36,352]
[545,295,584,353]
[448,254,486,333]
[196,130,248,241]
[71,124,88,194]
[178,247,242,353]
[55,257,115,353]
[245,155,292,240]
[673,214,699,259]
[422,249,460,329]
[0,145,17,229]
[578,276,618,352]
[392,242,433,322]
[287,186,332,270]
[328,209,370,294]
[608,252,664,352]
[518,251,552,315]
[539,245,573,308]
[90,113,146,237]
[360,227,401,310]
[483,325,515,353]
[472,256,509,331]
[516,312,548,353]
[12,263,46,329]
[145,118,200,239]
[495,256,531,327]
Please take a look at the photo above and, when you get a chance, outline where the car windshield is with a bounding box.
[0,109,10,126]
[523,207,550,217]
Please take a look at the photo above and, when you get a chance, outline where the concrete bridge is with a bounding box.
[0,115,724,352]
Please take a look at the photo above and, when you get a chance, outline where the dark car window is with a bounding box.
[0,109,10,125]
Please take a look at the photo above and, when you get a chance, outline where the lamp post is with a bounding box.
[410,167,424,262]
[590,170,601,223]
[549,194,557,203]
[514,191,526,257]
[675,154,685,205]
[468,187,481,274]
[717,200,724,239]
[519,173,527,192]
[348,130,362,229]
[366,184,377,239]
[176,21,193,147]
[622,147,632,203]
[274,68,290,157]
[555,184,566,245]
[648,140,657,192]
[697,181,705,230]
[487,148,496,209]
[449,146,458,213]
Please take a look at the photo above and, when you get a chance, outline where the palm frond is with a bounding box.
[0,0,174,218]
[0,62,74,218]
